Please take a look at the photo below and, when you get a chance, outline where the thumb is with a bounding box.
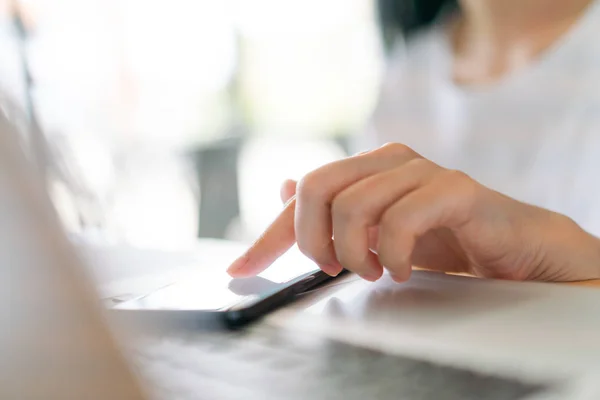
[280,179,297,204]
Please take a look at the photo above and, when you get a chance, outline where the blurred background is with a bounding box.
[0,0,394,249]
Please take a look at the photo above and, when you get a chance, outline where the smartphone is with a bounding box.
[113,261,348,329]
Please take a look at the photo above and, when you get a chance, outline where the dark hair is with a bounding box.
[377,0,458,50]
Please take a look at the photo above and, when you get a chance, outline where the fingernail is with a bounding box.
[227,254,249,276]
[359,273,380,282]
[320,263,343,277]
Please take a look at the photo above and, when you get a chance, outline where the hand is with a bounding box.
[227,143,600,282]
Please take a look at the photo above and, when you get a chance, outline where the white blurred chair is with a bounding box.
[49,137,200,250]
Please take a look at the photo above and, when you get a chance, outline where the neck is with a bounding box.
[452,0,593,85]
[458,0,593,45]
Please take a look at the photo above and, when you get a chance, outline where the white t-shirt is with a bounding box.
[365,0,600,235]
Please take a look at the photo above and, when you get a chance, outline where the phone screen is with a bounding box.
[115,247,320,312]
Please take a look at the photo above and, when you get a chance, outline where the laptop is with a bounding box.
[0,107,146,399]
[3,105,600,400]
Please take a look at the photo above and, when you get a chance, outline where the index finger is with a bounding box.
[227,197,297,277]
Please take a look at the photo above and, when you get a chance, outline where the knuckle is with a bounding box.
[444,169,471,183]
[404,157,435,171]
[297,171,325,201]
[441,169,480,201]
[331,192,366,222]
[378,142,416,158]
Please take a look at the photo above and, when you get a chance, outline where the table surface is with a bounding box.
[89,240,600,303]
[435,270,600,288]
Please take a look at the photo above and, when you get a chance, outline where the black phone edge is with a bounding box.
[223,269,349,329]
[110,269,350,331]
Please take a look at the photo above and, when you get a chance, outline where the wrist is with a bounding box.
[578,231,600,281]
[537,212,600,281]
